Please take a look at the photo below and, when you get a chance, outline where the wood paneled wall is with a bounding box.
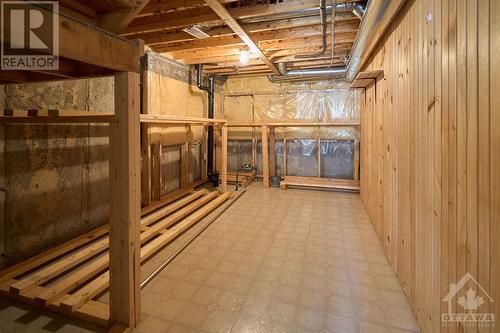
[359,0,499,332]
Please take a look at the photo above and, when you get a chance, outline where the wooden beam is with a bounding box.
[130,15,358,45]
[158,27,357,53]
[140,114,226,125]
[98,0,152,34]
[0,5,140,73]
[176,45,351,64]
[109,72,141,328]
[125,0,338,35]
[203,0,280,75]
[261,126,270,188]
[139,0,236,16]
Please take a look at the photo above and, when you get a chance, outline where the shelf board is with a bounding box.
[350,70,384,89]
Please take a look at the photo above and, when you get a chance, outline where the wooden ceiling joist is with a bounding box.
[154,24,358,53]
[98,0,152,34]
[203,0,280,75]
[124,0,356,35]
[138,0,236,17]
[132,15,358,48]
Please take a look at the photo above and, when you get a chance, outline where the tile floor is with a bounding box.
[135,184,421,333]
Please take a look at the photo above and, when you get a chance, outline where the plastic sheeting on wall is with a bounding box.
[252,90,359,124]
[227,140,253,172]
[161,145,181,195]
[189,143,203,184]
[274,140,285,176]
[320,140,354,179]
[223,88,360,141]
[286,140,319,177]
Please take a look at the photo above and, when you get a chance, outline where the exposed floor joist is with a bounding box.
[203,0,280,75]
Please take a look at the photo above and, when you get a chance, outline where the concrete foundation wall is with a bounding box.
[1,77,113,267]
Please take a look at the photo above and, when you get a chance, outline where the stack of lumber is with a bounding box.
[226,172,254,187]
[0,189,232,326]
[280,176,360,192]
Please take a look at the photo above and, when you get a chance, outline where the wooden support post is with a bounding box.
[261,126,270,188]
[220,125,228,193]
[269,127,276,177]
[140,52,151,207]
[109,72,141,328]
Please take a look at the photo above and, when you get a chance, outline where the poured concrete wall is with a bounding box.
[1,77,113,267]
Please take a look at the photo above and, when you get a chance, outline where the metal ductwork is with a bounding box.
[267,0,389,83]
[345,0,389,81]
[195,64,219,186]
[295,0,327,58]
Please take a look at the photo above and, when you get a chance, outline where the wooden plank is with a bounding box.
[0,112,116,123]
[0,4,141,73]
[220,125,228,193]
[350,70,384,88]
[261,126,270,188]
[0,281,110,327]
[98,0,152,34]
[140,114,226,125]
[133,15,358,45]
[139,191,219,243]
[125,0,348,35]
[141,189,208,227]
[140,192,232,261]
[141,187,192,216]
[9,237,109,296]
[203,0,280,75]
[60,192,232,312]
[280,176,360,191]
[34,254,109,306]
[109,72,141,328]
[0,225,108,284]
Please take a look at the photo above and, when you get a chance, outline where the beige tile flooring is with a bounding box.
[135,184,421,333]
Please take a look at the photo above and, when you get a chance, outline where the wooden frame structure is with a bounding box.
[0,7,144,330]
[140,114,228,210]
[225,123,360,192]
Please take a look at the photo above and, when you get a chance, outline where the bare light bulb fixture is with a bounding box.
[239,52,249,64]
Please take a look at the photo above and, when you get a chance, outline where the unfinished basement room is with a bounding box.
[0,0,498,332]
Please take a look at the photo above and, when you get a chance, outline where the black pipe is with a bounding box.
[195,64,218,186]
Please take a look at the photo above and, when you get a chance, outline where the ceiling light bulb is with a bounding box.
[240,52,249,64]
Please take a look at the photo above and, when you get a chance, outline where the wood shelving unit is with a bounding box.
[0,5,144,330]
[0,189,232,326]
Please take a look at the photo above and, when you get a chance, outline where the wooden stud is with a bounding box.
[220,125,228,193]
[261,126,269,188]
[109,72,141,328]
